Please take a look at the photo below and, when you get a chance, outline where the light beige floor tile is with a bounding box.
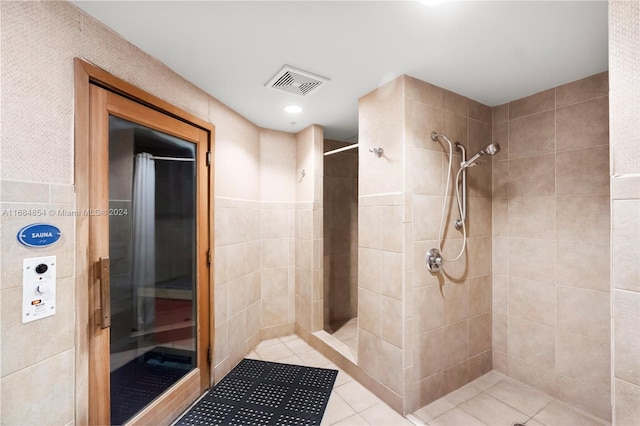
[469,370,506,390]
[459,393,529,426]
[414,397,456,423]
[278,354,305,365]
[332,413,370,425]
[254,342,295,361]
[283,337,315,354]
[245,351,261,360]
[360,403,414,425]
[297,348,333,368]
[321,392,357,425]
[428,407,486,426]
[533,400,608,426]
[334,380,382,413]
[485,377,553,417]
[334,369,355,387]
[280,334,298,342]
[443,383,482,405]
[256,337,281,348]
[525,419,545,426]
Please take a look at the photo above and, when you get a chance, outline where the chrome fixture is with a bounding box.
[460,143,501,169]
[428,132,500,273]
[426,248,443,273]
[369,147,384,157]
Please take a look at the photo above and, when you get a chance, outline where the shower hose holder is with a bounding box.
[426,248,443,274]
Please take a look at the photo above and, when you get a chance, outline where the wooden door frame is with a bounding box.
[74,58,215,425]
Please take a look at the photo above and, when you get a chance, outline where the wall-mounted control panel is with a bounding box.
[22,256,56,323]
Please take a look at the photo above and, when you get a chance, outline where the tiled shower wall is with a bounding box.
[404,76,493,413]
[610,0,640,424]
[490,72,611,421]
[355,75,494,414]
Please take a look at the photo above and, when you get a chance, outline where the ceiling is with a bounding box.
[72,1,608,141]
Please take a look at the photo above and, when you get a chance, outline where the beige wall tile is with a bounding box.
[492,103,509,124]
[358,288,381,337]
[507,355,556,397]
[467,237,491,278]
[556,241,610,292]
[509,111,555,159]
[492,157,509,199]
[555,375,611,421]
[509,238,555,283]
[358,329,381,381]
[259,129,296,202]
[613,200,640,292]
[0,349,74,425]
[379,340,404,395]
[358,248,381,293]
[557,195,610,244]
[508,196,555,240]
[468,100,492,124]
[614,379,640,426]
[382,205,403,253]
[412,195,442,241]
[469,313,491,356]
[556,146,610,196]
[508,316,555,370]
[410,148,443,195]
[443,361,470,395]
[509,88,555,119]
[442,320,469,369]
[467,197,492,238]
[413,329,443,381]
[492,313,507,352]
[509,276,555,326]
[613,289,640,386]
[508,154,555,198]
[556,286,610,342]
[406,100,444,151]
[380,251,402,300]
[556,72,608,108]
[413,285,444,333]
[443,112,468,147]
[556,329,610,390]
[556,97,609,152]
[468,275,491,316]
[443,281,469,326]
[381,297,402,348]
[261,267,289,298]
[492,273,508,314]
[1,278,74,376]
[443,90,467,116]
[261,296,289,328]
[492,237,509,276]
[492,198,508,237]
[406,76,443,109]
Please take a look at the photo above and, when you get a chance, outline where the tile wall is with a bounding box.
[404,76,494,413]
[610,1,640,424]
[491,72,612,421]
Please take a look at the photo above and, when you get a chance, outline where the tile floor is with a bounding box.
[243,334,611,426]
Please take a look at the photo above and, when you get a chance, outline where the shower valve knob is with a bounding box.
[426,248,443,274]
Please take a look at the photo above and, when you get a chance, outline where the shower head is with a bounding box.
[461,143,501,168]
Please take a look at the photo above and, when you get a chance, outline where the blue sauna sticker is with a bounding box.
[17,223,62,248]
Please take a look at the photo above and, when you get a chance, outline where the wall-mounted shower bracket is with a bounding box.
[369,147,384,157]
[426,248,443,274]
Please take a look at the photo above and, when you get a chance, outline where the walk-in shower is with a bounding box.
[427,132,500,273]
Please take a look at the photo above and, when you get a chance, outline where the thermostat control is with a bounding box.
[22,256,56,323]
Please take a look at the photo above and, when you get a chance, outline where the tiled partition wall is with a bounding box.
[352,75,494,414]
[610,1,640,424]
[404,76,493,413]
[294,125,325,337]
[490,72,611,421]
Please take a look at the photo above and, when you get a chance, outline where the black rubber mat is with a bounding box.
[175,359,338,426]
[111,347,194,425]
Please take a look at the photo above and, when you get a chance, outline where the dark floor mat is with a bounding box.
[110,347,194,425]
[175,359,338,426]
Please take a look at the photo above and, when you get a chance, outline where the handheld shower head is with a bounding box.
[461,143,501,168]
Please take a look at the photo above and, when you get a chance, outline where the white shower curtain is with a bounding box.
[132,152,156,331]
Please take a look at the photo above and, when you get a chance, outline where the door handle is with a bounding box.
[98,257,111,329]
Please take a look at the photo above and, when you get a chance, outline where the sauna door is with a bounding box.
[87,85,210,425]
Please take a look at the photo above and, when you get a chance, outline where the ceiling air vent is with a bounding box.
[265,65,330,96]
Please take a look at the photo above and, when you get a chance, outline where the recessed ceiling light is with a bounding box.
[284,105,303,114]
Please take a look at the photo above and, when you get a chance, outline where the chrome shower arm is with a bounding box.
[455,142,466,229]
